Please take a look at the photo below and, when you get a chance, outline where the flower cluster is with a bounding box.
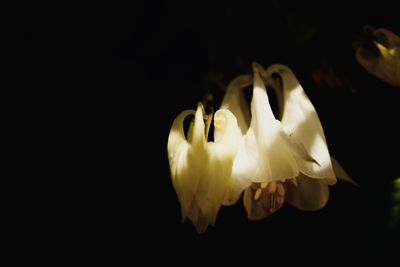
[167,63,353,233]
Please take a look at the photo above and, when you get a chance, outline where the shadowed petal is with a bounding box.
[285,174,329,211]
[243,184,285,220]
[355,28,400,87]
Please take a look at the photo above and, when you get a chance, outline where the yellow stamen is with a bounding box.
[254,188,262,201]
[261,182,268,189]
[268,181,277,193]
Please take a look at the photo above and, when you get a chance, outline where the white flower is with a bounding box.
[167,103,240,233]
[167,62,355,232]
[222,63,352,220]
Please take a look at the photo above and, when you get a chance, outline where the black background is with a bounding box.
[108,1,399,265]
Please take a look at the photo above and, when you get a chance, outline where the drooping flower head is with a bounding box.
[223,63,353,219]
[167,103,240,233]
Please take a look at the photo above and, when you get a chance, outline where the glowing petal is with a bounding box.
[220,74,252,134]
[222,133,256,205]
[266,64,336,185]
[248,63,299,182]
[167,103,239,233]
[196,109,240,226]
[220,75,255,205]
[223,64,300,204]
[167,109,196,221]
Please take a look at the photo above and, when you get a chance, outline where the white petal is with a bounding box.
[222,173,251,205]
[168,104,240,232]
[224,64,302,205]
[219,74,256,205]
[191,103,206,149]
[266,64,336,185]
[285,174,329,211]
[279,130,318,164]
[247,63,299,182]
[195,109,240,225]
[220,74,252,134]
[250,63,276,131]
[167,109,197,220]
[222,133,255,205]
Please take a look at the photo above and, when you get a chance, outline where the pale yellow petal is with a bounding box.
[220,74,252,134]
[168,104,240,232]
[266,64,336,185]
[167,109,197,220]
[192,103,206,149]
[222,130,257,205]
[247,63,299,182]
[196,109,240,225]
